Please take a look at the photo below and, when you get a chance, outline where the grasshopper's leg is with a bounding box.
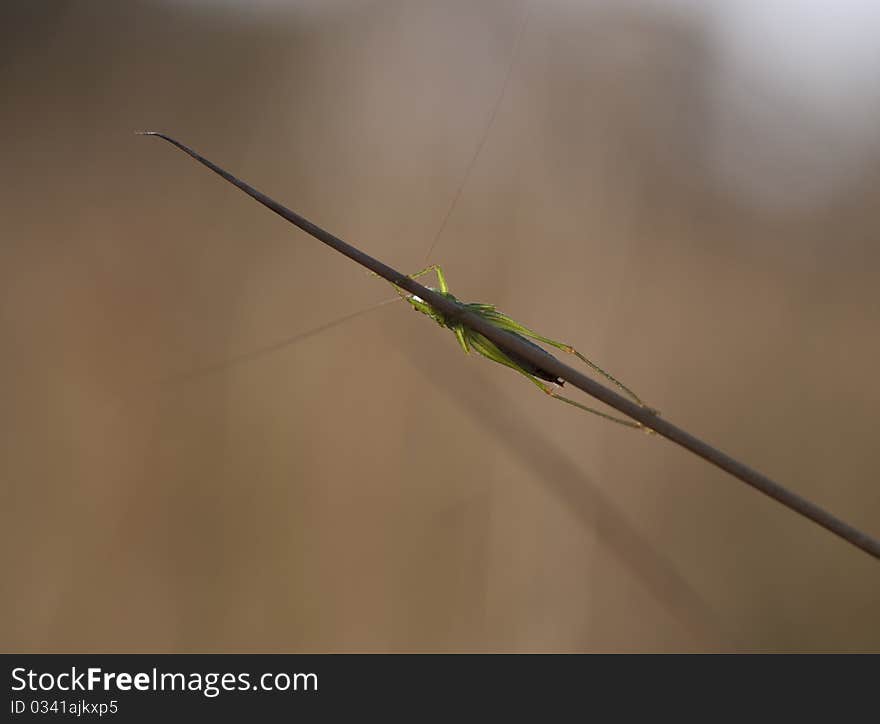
[554,343,648,409]
[528,375,645,430]
[371,264,449,296]
[514,366,646,430]
[403,264,448,293]
[467,331,646,430]
[387,281,411,302]
[487,316,651,410]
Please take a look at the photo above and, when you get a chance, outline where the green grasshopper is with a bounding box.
[382,264,650,430]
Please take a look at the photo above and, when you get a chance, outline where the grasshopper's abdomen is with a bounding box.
[503,335,564,386]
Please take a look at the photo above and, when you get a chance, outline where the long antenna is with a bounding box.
[423,1,531,263]
[139,131,880,562]
[162,296,402,385]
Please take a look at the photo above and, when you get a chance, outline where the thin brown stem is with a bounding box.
[139,131,880,562]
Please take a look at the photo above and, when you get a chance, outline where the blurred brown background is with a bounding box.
[2,0,878,652]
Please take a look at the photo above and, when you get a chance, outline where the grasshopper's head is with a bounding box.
[405,288,459,329]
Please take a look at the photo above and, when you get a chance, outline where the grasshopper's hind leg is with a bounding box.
[468,330,649,431]
[558,344,649,410]
[494,318,653,411]
[528,374,645,431]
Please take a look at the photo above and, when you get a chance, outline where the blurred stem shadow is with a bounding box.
[398,342,735,649]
